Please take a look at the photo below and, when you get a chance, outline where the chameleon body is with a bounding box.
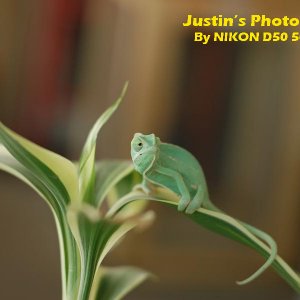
[131,132,209,214]
[131,133,277,285]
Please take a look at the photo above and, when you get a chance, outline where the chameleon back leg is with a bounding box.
[155,165,191,212]
[186,185,205,214]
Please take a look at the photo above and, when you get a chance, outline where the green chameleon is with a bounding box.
[131,132,209,214]
[130,132,277,284]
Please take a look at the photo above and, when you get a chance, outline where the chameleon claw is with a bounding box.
[185,196,202,214]
[185,205,197,214]
[177,198,190,212]
[185,202,198,214]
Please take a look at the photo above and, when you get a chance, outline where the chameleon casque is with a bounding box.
[130,132,277,284]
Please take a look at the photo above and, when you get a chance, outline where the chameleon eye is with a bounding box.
[133,140,143,152]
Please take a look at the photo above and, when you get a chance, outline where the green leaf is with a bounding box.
[107,190,300,293]
[0,145,52,202]
[93,266,151,300]
[0,123,79,204]
[94,160,134,208]
[95,162,148,218]
[67,204,128,299]
[0,124,80,299]
[201,197,278,285]
[188,208,300,291]
[67,202,154,300]
[79,83,128,203]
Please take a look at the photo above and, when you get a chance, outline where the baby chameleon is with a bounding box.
[131,133,277,285]
[131,133,211,214]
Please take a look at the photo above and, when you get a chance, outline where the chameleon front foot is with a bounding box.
[133,180,152,194]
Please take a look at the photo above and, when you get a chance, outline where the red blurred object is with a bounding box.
[16,0,85,147]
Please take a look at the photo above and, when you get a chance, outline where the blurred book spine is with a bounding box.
[15,0,85,149]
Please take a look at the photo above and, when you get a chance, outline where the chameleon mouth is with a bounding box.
[132,152,143,162]
[132,147,156,162]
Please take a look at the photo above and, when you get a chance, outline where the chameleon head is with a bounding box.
[131,133,160,174]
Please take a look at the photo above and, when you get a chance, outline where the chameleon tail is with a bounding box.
[202,197,277,285]
[236,224,277,284]
[202,197,220,212]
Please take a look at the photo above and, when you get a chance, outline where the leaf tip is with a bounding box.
[117,81,129,105]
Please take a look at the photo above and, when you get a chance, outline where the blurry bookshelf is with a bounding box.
[1,0,300,299]
[0,0,84,152]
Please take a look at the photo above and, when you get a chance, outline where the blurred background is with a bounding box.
[1,0,300,299]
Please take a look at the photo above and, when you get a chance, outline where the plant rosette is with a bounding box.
[0,83,299,300]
